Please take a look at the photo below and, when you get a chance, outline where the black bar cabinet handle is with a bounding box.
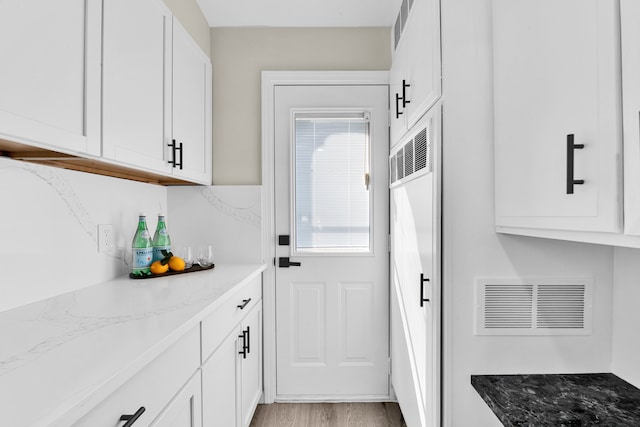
[237,298,251,310]
[245,326,251,354]
[239,331,247,359]
[402,80,411,108]
[119,407,145,427]
[177,141,183,170]
[395,93,403,119]
[420,273,430,307]
[167,140,177,167]
[566,134,585,194]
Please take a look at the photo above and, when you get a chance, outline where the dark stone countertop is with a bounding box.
[471,373,640,426]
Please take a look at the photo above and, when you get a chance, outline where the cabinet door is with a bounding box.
[494,0,621,233]
[621,0,640,236]
[151,373,202,427]
[404,0,442,129]
[171,18,213,184]
[240,303,262,427]
[0,0,100,155]
[73,328,200,427]
[391,175,434,427]
[102,0,172,174]
[202,327,240,427]
[390,32,408,147]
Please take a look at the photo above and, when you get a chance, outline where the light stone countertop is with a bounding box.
[0,263,266,427]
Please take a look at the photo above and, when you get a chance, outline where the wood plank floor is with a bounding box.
[249,402,407,427]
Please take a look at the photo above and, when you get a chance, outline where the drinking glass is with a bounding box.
[178,246,193,269]
[198,245,214,267]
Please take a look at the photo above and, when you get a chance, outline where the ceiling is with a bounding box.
[195,0,401,28]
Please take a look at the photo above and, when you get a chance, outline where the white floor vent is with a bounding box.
[475,278,592,335]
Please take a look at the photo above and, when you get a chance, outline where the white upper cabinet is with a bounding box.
[493,0,622,234]
[171,18,213,184]
[102,1,212,184]
[0,0,101,156]
[390,0,441,147]
[102,0,173,175]
[621,0,640,236]
[0,0,211,185]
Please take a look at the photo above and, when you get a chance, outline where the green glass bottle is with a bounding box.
[152,214,171,262]
[131,214,153,276]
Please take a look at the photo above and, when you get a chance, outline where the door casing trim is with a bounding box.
[261,71,390,403]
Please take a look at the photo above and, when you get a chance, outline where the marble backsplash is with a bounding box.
[0,156,262,313]
[167,185,263,264]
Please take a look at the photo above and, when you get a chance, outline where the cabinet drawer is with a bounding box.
[201,275,261,362]
[73,327,199,427]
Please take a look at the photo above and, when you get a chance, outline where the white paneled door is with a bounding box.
[274,85,389,398]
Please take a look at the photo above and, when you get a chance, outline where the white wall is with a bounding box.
[612,247,640,388]
[163,0,210,57]
[210,27,391,185]
[0,157,167,312]
[440,0,615,425]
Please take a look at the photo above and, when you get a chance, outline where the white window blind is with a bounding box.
[294,112,371,253]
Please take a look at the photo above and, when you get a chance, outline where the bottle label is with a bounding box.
[140,230,151,239]
[133,247,153,269]
[159,229,169,236]
[153,245,171,262]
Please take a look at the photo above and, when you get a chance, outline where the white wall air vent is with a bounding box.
[475,278,593,335]
[389,118,432,188]
[404,139,414,176]
[390,155,397,183]
[414,127,429,172]
[397,148,405,180]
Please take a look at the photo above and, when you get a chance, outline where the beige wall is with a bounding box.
[210,27,391,185]
[163,0,210,57]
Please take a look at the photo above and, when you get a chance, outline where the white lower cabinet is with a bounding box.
[202,301,263,427]
[151,372,202,427]
[239,304,262,427]
[201,275,263,427]
[73,327,200,427]
[202,328,238,427]
[73,274,263,427]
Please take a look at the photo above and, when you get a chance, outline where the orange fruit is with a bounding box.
[168,256,186,272]
[150,260,169,274]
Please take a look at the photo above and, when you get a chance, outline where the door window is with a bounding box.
[293,112,372,254]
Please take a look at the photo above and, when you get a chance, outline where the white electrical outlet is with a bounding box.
[98,224,114,253]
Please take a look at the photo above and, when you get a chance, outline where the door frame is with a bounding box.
[261,71,390,403]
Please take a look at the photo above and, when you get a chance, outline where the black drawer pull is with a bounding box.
[245,326,251,354]
[119,407,145,427]
[237,298,251,310]
[566,134,585,194]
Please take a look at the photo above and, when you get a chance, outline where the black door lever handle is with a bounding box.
[279,257,302,268]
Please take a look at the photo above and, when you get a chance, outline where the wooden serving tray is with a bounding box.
[129,263,215,279]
